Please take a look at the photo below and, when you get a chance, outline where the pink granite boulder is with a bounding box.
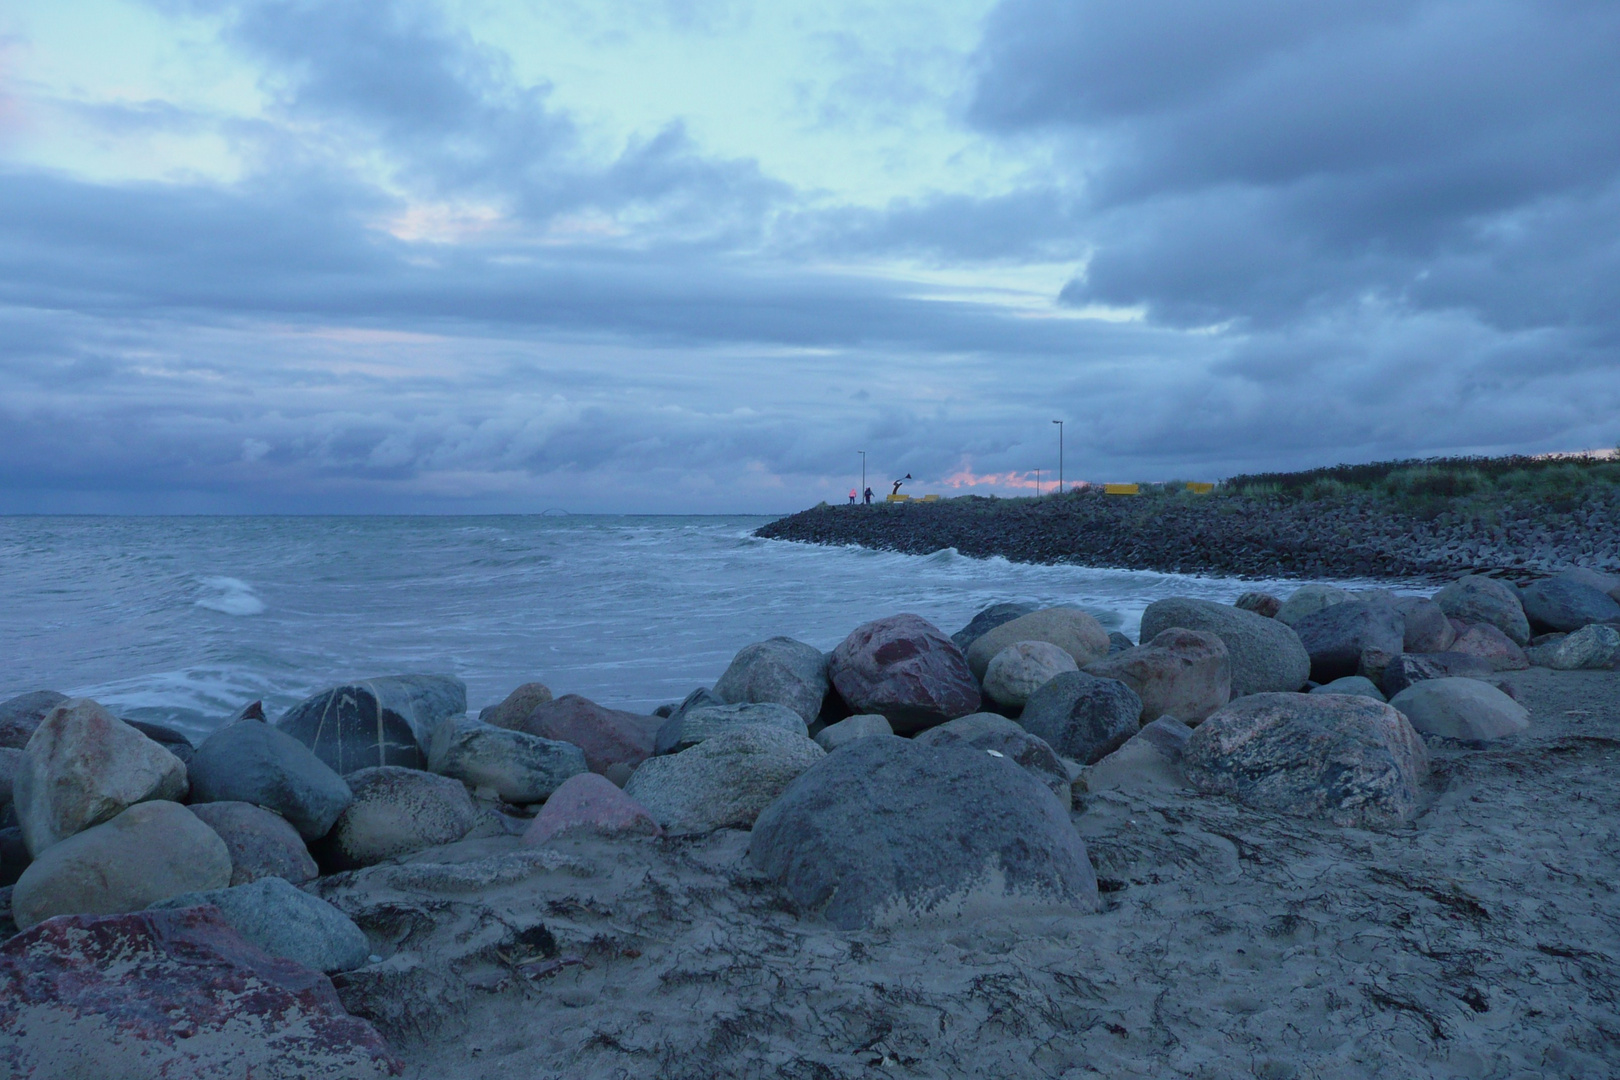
[188,801,318,886]
[1449,623,1530,671]
[0,905,400,1078]
[522,772,663,845]
[521,695,663,775]
[1085,627,1232,725]
[829,614,981,734]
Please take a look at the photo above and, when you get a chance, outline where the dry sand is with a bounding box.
[313,667,1620,1079]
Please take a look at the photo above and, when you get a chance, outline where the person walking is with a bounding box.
[863,487,873,504]
[848,488,857,504]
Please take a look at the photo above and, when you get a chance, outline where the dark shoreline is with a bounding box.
[755,490,1620,582]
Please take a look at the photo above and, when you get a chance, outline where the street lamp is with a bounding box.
[858,451,866,503]
[1052,420,1064,495]
[1034,467,1041,499]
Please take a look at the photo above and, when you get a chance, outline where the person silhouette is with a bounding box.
[863,487,873,504]
[848,489,857,504]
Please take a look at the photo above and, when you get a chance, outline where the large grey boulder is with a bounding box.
[1380,651,1497,697]
[965,608,1110,681]
[10,801,232,930]
[1540,623,1620,670]
[1275,584,1351,627]
[0,747,20,811]
[950,601,1038,654]
[1434,576,1531,645]
[187,801,318,886]
[1552,568,1620,603]
[1018,671,1143,764]
[1084,628,1231,725]
[1519,577,1620,634]
[187,720,353,841]
[0,690,67,749]
[829,614,981,734]
[748,737,1097,930]
[913,713,1071,802]
[427,717,586,803]
[654,701,806,755]
[1139,597,1311,697]
[1291,601,1405,683]
[14,699,189,857]
[1387,678,1530,743]
[151,877,369,973]
[713,637,829,725]
[1183,693,1428,828]
[813,713,894,751]
[275,674,466,773]
[1393,596,1457,653]
[1082,717,1193,794]
[479,682,553,728]
[624,725,825,835]
[1310,676,1386,702]
[317,766,478,871]
[981,641,1079,709]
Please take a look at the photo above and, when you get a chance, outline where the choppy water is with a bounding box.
[0,515,1370,741]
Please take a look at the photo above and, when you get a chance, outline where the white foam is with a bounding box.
[195,576,266,616]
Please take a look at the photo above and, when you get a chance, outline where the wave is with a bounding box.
[195,576,266,616]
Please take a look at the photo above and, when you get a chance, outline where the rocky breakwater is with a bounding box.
[3,568,1620,1076]
[755,487,1620,580]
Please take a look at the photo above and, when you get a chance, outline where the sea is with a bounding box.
[0,515,1353,742]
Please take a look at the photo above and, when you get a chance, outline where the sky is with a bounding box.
[1,0,1617,513]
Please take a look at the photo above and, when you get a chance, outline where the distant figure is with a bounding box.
[864,487,874,504]
[891,473,912,497]
[848,489,857,504]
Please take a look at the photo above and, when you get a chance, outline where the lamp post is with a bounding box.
[1052,420,1064,495]
[1034,467,1041,499]
[858,451,866,503]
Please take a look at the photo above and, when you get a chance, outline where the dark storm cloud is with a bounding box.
[969,0,1620,333]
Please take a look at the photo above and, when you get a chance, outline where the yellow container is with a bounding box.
[885,493,911,503]
[1185,482,1215,494]
[1103,483,1140,495]
[921,494,940,502]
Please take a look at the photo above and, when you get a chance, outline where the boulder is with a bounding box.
[1138,597,1311,696]
[1084,628,1231,725]
[1387,678,1530,743]
[1275,584,1351,627]
[124,720,197,766]
[479,682,553,728]
[1291,601,1405,683]
[1380,651,1498,697]
[0,747,19,809]
[713,637,829,725]
[522,772,663,845]
[1356,646,1400,688]
[1450,623,1530,670]
[317,767,478,872]
[1393,596,1456,653]
[1,826,27,887]
[1081,717,1193,794]
[965,608,1111,681]
[0,906,399,1078]
[981,641,1079,709]
[1542,623,1620,670]
[426,717,586,803]
[522,694,662,775]
[1018,671,1143,764]
[813,713,894,752]
[1234,591,1281,618]
[829,614,981,734]
[1183,693,1428,829]
[1107,631,1134,654]
[1552,567,1620,603]
[748,736,1096,930]
[1434,575,1531,645]
[0,691,67,750]
[14,699,189,857]
[187,801,318,886]
[188,720,353,841]
[150,877,370,974]
[1519,576,1620,634]
[654,701,806,754]
[913,713,1070,802]
[624,725,825,835]
[276,683,427,773]
[950,601,1037,654]
[1310,675,1386,702]
[10,801,232,930]
[228,700,267,723]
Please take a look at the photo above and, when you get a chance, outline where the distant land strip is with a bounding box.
[757,457,1620,582]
